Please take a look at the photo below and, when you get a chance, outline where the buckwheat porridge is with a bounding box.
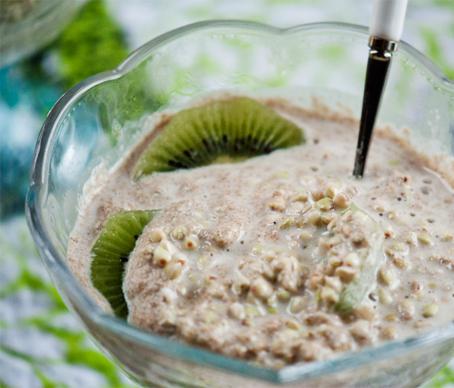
[67,95,454,369]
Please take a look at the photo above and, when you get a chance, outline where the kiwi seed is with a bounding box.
[90,210,156,318]
[133,97,304,178]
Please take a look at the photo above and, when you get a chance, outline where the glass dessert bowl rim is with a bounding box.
[26,20,454,384]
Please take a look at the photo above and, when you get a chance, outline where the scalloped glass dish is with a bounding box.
[26,21,454,387]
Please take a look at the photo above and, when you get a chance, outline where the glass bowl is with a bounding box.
[26,20,454,387]
[0,0,84,67]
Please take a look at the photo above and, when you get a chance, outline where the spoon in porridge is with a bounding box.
[353,0,408,177]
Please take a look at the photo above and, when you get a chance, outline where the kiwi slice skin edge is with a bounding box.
[133,97,305,178]
[90,210,155,318]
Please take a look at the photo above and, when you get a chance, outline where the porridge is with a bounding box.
[67,96,454,368]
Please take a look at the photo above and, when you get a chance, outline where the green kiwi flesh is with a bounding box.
[133,97,304,178]
[335,207,384,316]
[91,210,155,318]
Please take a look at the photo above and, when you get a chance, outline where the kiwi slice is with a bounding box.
[90,210,155,318]
[133,97,304,178]
[335,207,384,316]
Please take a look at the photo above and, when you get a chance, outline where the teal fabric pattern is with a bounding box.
[0,0,453,386]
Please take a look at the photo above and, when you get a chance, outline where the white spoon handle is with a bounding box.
[370,0,408,41]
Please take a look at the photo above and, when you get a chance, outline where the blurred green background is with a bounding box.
[0,0,453,387]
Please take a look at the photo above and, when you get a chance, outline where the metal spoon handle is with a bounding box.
[353,38,395,178]
[353,0,408,178]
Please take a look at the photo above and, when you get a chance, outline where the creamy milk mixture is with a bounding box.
[68,98,454,368]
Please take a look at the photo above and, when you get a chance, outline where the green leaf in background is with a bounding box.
[428,366,454,387]
[56,0,128,88]
[54,0,168,144]
[420,26,454,79]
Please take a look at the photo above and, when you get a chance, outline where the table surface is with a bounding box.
[0,0,453,387]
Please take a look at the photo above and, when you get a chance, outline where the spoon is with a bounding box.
[353,0,408,178]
